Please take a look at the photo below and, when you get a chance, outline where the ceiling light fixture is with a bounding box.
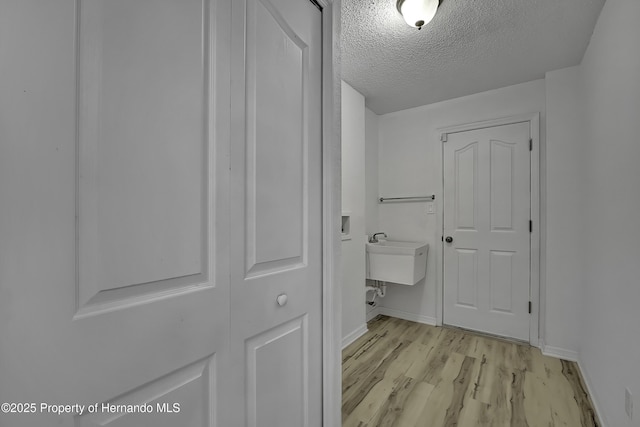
[396,0,439,30]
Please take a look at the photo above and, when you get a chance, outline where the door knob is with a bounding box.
[445,236,453,243]
[276,294,288,307]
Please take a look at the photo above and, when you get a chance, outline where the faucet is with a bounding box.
[369,232,387,243]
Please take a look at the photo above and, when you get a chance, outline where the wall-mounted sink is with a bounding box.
[366,240,428,285]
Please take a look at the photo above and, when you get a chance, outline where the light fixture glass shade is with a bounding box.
[397,0,439,29]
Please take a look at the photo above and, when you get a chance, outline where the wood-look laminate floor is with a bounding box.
[342,316,599,427]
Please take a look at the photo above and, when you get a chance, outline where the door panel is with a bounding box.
[455,249,478,308]
[444,122,530,341]
[0,1,228,426]
[76,356,215,426]
[490,250,515,312]
[77,0,211,316]
[230,0,322,425]
[247,316,308,427]
[454,142,478,230]
[246,0,307,276]
[490,141,515,230]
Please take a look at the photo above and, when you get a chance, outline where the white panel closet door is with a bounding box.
[0,0,230,426]
[228,0,323,425]
[443,122,531,341]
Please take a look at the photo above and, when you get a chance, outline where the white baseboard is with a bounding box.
[539,339,579,362]
[366,306,381,322]
[376,307,437,326]
[341,323,368,350]
[576,358,608,427]
[538,341,606,425]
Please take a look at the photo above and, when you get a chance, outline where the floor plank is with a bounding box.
[375,376,418,426]
[416,352,466,426]
[343,340,408,416]
[442,355,475,425]
[393,381,436,427]
[342,316,600,427]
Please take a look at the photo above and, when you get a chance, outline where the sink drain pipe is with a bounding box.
[366,281,386,306]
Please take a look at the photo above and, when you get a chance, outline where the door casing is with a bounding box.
[435,113,540,347]
[317,1,343,426]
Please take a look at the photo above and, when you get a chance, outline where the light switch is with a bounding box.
[426,202,435,214]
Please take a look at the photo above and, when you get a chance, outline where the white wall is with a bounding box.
[578,0,640,424]
[544,66,585,357]
[365,108,380,235]
[376,80,547,325]
[341,81,367,343]
[364,108,380,319]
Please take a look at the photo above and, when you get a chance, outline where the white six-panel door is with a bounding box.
[443,122,531,341]
[0,1,229,426]
[0,0,323,426]
[229,0,323,425]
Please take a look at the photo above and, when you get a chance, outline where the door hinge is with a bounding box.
[441,133,448,142]
[529,220,532,233]
[529,138,533,151]
[529,301,532,314]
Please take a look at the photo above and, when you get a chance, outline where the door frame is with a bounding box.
[317,1,342,426]
[434,113,540,346]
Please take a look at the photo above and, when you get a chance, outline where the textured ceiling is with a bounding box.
[342,0,605,114]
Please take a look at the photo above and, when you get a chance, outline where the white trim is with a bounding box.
[529,114,541,347]
[366,305,381,322]
[341,324,369,349]
[539,339,579,362]
[538,342,606,426]
[377,307,437,326]
[577,358,608,427]
[320,1,341,427]
[435,113,541,346]
[435,128,444,327]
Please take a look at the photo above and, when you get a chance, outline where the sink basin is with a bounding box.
[367,240,428,255]
[366,240,428,285]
